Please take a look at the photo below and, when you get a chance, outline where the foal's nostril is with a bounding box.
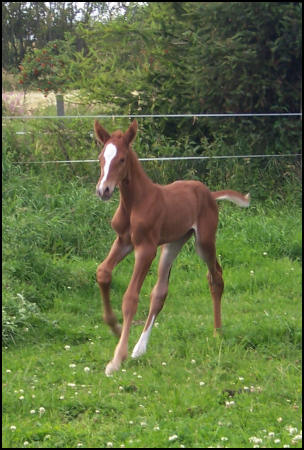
[104,186,110,195]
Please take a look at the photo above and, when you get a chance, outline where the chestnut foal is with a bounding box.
[94,120,250,375]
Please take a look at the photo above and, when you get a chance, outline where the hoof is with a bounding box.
[111,323,122,338]
[105,359,121,376]
[213,328,222,338]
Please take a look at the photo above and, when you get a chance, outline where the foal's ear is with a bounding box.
[94,120,111,144]
[124,120,138,145]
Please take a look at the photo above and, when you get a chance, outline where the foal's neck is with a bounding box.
[119,148,154,210]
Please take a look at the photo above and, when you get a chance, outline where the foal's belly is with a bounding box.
[158,181,201,244]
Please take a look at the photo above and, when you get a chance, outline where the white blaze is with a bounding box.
[98,143,117,193]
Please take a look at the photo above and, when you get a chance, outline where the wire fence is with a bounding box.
[12,154,302,165]
[2,112,302,120]
[3,112,302,165]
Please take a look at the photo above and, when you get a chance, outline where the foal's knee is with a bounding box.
[96,263,112,287]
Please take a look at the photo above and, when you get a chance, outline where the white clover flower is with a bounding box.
[169,434,178,441]
[225,400,235,407]
[162,362,167,366]
[249,437,262,444]
[23,441,29,446]
[10,425,16,431]
[292,434,302,442]
[107,443,113,448]
[39,407,46,415]
[199,381,205,386]
[69,363,76,368]
[6,369,12,373]
[19,395,24,400]
[30,409,36,414]
[84,367,90,372]
[274,439,281,444]
[286,426,297,435]
[154,425,160,431]
[64,345,70,350]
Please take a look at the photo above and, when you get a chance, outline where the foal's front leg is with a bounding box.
[97,235,133,336]
[105,243,157,376]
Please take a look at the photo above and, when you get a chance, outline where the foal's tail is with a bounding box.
[212,190,250,207]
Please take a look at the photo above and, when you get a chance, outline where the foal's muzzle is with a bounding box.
[96,185,114,201]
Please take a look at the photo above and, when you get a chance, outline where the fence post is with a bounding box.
[55,94,75,174]
[56,94,64,116]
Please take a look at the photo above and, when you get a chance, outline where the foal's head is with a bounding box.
[94,120,138,200]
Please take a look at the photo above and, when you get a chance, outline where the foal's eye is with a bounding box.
[120,158,125,163]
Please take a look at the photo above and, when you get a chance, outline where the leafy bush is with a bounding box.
[18,40,70,96]
[2,292,40,346]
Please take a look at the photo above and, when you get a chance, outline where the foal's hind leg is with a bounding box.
[96,235,133,336]
[132,231,193,359]
[194,222,224,336]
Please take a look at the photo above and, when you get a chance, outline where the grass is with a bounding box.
[2,164,302,448]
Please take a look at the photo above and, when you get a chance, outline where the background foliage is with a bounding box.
[3,2,302,191]
[2,1,302,343]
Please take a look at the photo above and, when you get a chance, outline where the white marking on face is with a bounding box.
[97,143,117,193]
[131,315,155,359]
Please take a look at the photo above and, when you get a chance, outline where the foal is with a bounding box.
[94,120,250,375]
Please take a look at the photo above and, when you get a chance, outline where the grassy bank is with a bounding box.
[2,163,302,448]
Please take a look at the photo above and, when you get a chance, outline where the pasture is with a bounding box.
[2,163,302,448]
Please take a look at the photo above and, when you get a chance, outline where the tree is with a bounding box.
[2,2,129,70]
[18,40,70,97]
[62,2,301,145]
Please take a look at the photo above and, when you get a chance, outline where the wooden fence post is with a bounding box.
[56,94,65,116]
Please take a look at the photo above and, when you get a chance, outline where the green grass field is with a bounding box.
[2,166,302,448]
